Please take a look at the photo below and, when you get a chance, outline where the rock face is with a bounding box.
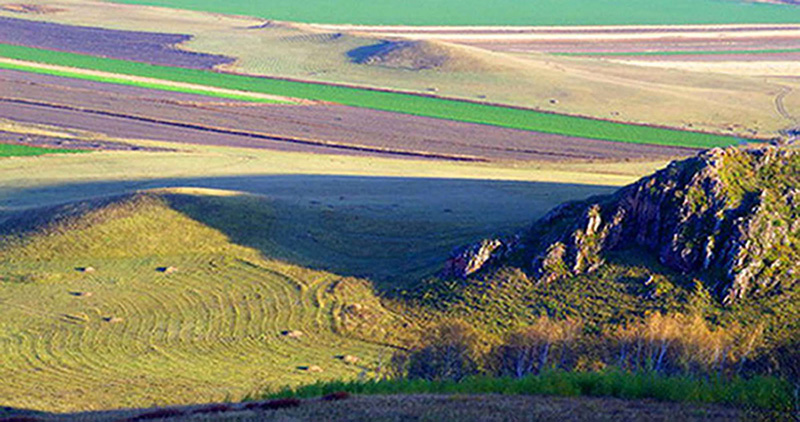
[449,147,800,304]
[444,238,514,279]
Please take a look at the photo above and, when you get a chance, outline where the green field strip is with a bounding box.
[0,60,288,105]
[108,0,800,26]
[0,44,742,149]
[555,48,800,57]
[0,143,88,157]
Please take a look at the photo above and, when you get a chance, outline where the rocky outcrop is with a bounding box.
[447,147,800,304]
[443,237,519,279]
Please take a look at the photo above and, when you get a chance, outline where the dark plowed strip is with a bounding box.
[0,69,698,162]
[0,16,234,69]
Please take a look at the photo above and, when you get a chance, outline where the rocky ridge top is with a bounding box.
[445,147,800,304]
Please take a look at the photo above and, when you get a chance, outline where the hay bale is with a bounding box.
[281,330,303,338]
[340,355,360,365]
[306,365,323,373]
[77,267,96,273]
[103,316,124,323]
[69,291,93,298]
[157,266,178,274]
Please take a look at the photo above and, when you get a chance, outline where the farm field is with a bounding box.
[339,24,800,77]
[0,15,233,69]
[0,45,744,149]
[107,0,800,26]
[0,69,700,162]
[1,1,796,138]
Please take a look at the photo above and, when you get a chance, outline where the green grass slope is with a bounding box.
[0,190,413,411]
[0,143,87,157]
[108,0,800,26]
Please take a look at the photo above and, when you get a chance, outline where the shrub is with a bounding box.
[267,371,794,411]
[401,319,483,381]
[489,316,583,377]
[321,391,351,401]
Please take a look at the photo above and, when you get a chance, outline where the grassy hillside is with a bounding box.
[0,44,742,148]
[108,0,800,26]
[0,190,409,411]
[0,138,633,411]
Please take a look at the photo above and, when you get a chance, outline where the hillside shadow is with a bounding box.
[0,174,618,290]
[347,41,395,64]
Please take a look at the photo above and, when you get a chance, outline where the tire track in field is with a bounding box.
[774,85,800,138]
[775,86,795,122]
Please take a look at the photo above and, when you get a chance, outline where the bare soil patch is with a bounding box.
[0,69,696,162]
[0,16,233,69]
[0,3,64,14]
